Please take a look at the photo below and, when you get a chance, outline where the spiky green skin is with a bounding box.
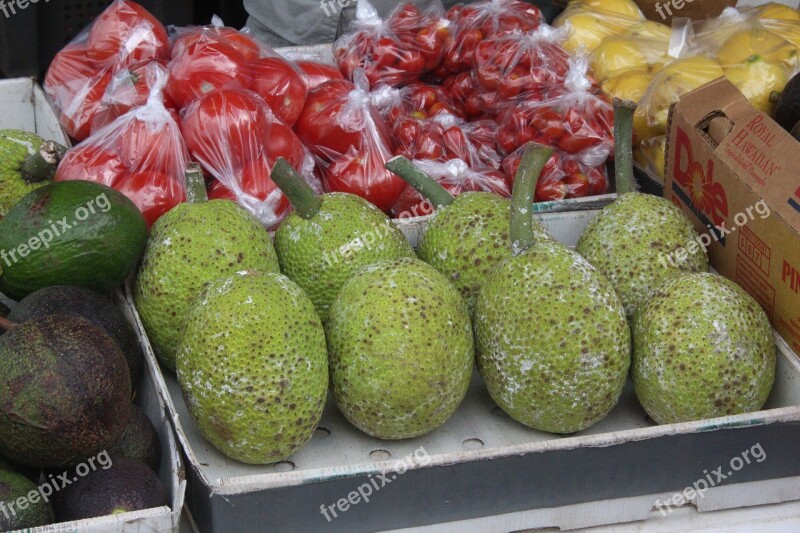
[326,258,473,439]
[576,192,709,319]
[633,273,776,425]
[0,316,131,468]
[177,271,328,464]
[418,192,553,315]
[475,241,630,434]
[0,130,53,218]
[134,200,279,371]
[0,469,54,529]
[275,193,414,322]
[0,181,147,299]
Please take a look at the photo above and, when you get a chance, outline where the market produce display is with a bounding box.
[0,470,54,529]
[0,0,791,515]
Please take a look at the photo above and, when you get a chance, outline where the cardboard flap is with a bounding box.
[675,78,755,131]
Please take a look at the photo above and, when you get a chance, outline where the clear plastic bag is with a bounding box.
[279,50,345,90]
[294,72,408,213]
[439,70,489,119]
[44,0,170,141]
[634,136,667,180]
[473,26,571,106]
[370,83,463,130]
[54,69,187,227]
[590,35,670,83]
[333,0,449,88]
[391,158,509,218]
[167,18,309,124]
[552,0,645,55]
[440,0,543,75]
[502,146,609,202]
[496,56,613,166]
[180,87,317,231]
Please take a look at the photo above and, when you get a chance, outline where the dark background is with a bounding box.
[0,0,567,80]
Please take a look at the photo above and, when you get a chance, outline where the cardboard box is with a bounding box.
[634,0,735,23]
[665,78,800,355]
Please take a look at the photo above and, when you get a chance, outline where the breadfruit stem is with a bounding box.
[20,140,68,183]
[510,142,553,255]
[0,316,16,332]
[185,163,208,203]
[385,155,454,209]
[614,98,638,195]
[271,158,322,219]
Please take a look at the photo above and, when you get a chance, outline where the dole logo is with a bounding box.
[672,127,730,242]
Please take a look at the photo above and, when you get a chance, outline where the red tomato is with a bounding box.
[264,118,306,169]
[295,80,366,156]
[55,145,127,187]
[208,157,291,229]
[115,169,186,227]
[295,60,344,90]
[324,150,407,213]
[116,117,177,171]
[248,57,308,126]
[63,69,113,141]
[166,41,251,109]
[87,0,169,64]
[172,27,261,61]
[182,88,271,173]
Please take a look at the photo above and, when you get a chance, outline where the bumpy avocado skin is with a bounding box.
[576,192,709,319]
[134,200,280,371]
[177,271,328,464]
[474,241,630,434]
[418,192,553,314]
[0,315,131,468]
[633,273,776,424]
[109,404,161,471]
[275,192,414,323]
[10,285,143,388]
[0,468,54,529]
[326,257,474,439]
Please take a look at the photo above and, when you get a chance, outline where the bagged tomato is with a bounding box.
[391,158,509,218]
[44,0,170,141]
[392,113,501,170]
[333,0,450,87]
[294,73,407,212]
[440,0,543,75]
[502,146,608,202]
[168,18,308,124]
[473,26,571,104]
[55,69,187,227]
[439,70,492,119]
[279,50,346,90]
[181,88,317,230]
[497,56,612,165]
[370,83,462,129]
[90,60,174,134]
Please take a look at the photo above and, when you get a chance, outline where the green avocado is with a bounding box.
[0,468,54,529]
[109,404,161,471]
[0,180,147,300]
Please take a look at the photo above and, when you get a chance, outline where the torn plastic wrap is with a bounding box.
[181,87,318,231]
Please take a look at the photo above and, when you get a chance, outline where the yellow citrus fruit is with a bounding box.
[724,55,787,114]
[603,71,654,103]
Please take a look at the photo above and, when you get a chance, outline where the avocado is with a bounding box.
[0,453,39,483]
[326,257,474,439]
[0,180,147,300]
[0,315,131,468]
[772,70,800,133]
[53,458,167,521]
[135,168,280,371]
[177,271,328,464]
[271,159,415,322]
[0,468,54,529]
[9,286,143,387]
[385,156,552,315]
[109,404,161,471]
